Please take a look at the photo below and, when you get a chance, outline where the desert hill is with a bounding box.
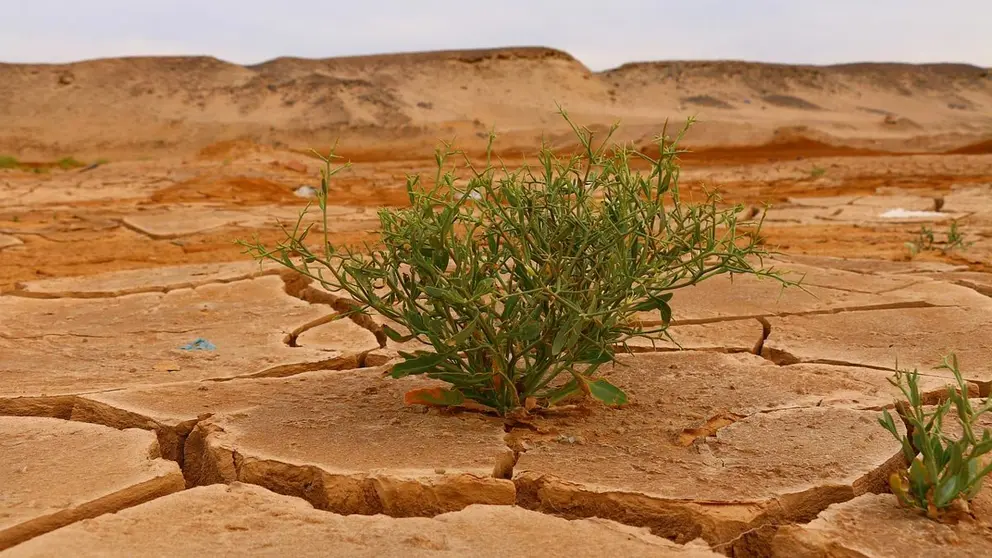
[1,46,990,160]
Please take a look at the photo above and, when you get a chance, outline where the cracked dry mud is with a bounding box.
[3,156,992,556]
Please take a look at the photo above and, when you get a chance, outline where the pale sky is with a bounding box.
[2,0,989,71]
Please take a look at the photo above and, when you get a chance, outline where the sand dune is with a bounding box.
[1,46,990,160]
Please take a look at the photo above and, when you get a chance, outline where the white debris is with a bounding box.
[294,186,318,198]
[879,208,946,219]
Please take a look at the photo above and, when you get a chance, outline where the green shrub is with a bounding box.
[0,155,19,169]
[879,354,992,518]
[810,165,826,178]
[242,109,786,416]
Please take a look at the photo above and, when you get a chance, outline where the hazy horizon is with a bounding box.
[2,0,990,71]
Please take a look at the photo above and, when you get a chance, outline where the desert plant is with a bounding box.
[945,220,972,252]
[0,155,19,169]
[810,165,826,178]
[906,222,971,257]
[242,108,786,416]
[56,157,85,170]
[905,225,936,256]
[879,354,992,519]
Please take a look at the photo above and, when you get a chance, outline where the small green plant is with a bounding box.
[0,155,19,169]
[905,225,935,256]
[906,222,972,257]
[945,220,972,252]
[56,157,84,170]
[242,108,787,416]
[879,354,992,519]
[810,165,826,178]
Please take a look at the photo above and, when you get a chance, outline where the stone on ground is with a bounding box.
[0,416,184,551]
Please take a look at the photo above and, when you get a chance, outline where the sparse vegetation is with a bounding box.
[905,225,936,256]
[946,220,972,252]
[242,108,787,416]
[906,221,972,257]
[879,354,992,519]
[810,166,826,178]
[56,157,85,170]
[0,155,102,171]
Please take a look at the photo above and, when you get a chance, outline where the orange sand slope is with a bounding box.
[1,47,990,160]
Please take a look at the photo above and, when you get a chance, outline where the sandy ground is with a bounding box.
[1,48,992,556]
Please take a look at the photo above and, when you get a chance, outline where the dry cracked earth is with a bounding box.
[2,147,992,557]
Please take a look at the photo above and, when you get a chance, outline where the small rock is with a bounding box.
[154,361,181,372]
[294,186,317,198]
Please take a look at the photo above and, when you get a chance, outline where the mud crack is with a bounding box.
[7,267,280,299]
[279,269,387,347]
[184,421,518,516]
[635,300,941,329]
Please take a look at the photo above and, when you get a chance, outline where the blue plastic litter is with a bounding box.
[180,338,217,351]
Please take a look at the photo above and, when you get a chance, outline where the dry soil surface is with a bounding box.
[1,48,992,557]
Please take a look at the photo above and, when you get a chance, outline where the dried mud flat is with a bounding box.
[3,50,992,558]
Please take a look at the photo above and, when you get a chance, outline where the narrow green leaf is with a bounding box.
[658,298,672,325]
[501,294,520,320]
[879,410,899,437]
[586,378,628,406]
[519,321,542,342]
[382,324,417,343]
[631,293,670,313]
[543,379,581,406]
[406,312,427,332]
[446,320,477,346]
[423,285,466,304]
[551,325,573,356]
[433,249,450,272]
[908,459,929,499]
[390,352,448,378]
[575,346,613,365]
[934,474,960,508]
